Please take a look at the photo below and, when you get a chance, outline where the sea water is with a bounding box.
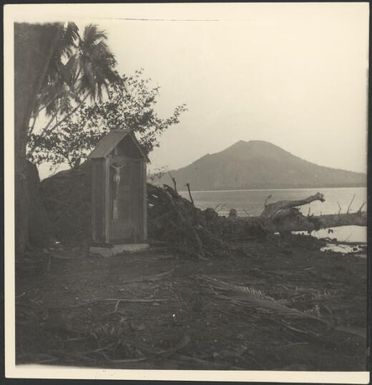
[179,187,367,243]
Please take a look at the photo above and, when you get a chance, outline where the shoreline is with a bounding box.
[177,186,367,194]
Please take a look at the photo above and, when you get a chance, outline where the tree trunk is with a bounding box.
[237,193,366,234]
[14,23,62,255]
[26,161,55,247]
[238,211,366,233]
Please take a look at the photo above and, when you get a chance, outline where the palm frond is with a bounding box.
[197,275,329,324]
[83,24,108,46]
[77,29,121,101]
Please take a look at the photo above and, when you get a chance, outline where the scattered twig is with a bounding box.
[48,349,97,363]
[185,183,194,206]
[176,354,243,369]
[100,354,147,364]
[21,353,59,364]
[63,336,89,342]
[336,201,342,214]
[92,298,168,303]
[46,256,52,272]
[357,201,366,213]
[119,269,175,286]
[139,335,191,358]
[113,300,121,313]
[279,320,321,339]
[63,298,168,308]
[214,203,222,211]
[50,253,75,260]
[214,203,226,213]
[168,172,178,193]
[275,342,309,349]
[264,194,272,207]
[346,194,356,214]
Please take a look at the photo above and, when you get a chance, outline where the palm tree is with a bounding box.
[15,22,121,255]
[77,24,121,101]
[27,23,121,157]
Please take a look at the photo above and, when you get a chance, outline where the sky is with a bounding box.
[27,3,369,177]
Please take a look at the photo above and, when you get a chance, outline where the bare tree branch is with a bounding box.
[346,194,356,214]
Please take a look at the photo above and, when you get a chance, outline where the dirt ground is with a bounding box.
[15,234,367,371]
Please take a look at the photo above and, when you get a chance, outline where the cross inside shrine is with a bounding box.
[88,129,149,256]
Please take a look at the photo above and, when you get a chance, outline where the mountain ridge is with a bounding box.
[154,140,366,191]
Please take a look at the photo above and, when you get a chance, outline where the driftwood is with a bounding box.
[185,183,194,206]
[260,192,325,219]
[260,212,367,233]
[239,192,366,235]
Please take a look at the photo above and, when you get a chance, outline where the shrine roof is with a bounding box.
[88,129,149,161]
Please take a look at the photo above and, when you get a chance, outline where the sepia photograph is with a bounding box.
[4,2,369,383]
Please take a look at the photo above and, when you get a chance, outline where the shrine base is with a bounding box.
[89,243,149,257]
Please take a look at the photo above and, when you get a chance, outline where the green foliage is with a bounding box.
[32,23,121,119]
[28,70,187,169]
[26,23,122,167]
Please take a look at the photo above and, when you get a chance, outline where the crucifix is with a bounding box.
[89,129,148,252]
[110,148,128,220]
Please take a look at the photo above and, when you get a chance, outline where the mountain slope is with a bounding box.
[154,140,366,190]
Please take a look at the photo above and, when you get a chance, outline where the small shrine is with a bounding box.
[88,129,149,256]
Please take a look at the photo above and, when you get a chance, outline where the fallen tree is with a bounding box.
[257,211,367,234]
[241,192,367,236]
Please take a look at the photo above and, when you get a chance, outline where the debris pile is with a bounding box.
[40,162,366,255]
[40,162,262,256]
[40,162,92,244]
[147,183,231,258]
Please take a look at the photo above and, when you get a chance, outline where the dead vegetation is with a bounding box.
[16,234,367,370]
